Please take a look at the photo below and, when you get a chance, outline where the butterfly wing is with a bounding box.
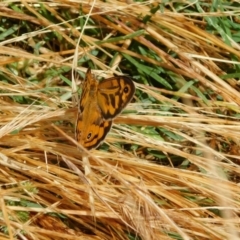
[76,107,112,150]
[97,76,135,119]
[79,68,95,113]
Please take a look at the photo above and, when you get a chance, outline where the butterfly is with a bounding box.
[76,68,135,150]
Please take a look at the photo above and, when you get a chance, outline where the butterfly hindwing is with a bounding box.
[76,111,112,150]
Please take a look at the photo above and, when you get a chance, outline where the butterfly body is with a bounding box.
[76,68,135,150]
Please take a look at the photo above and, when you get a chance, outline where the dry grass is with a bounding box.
[0,1,240,240]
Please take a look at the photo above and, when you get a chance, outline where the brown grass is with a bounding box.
[0,1,240,240]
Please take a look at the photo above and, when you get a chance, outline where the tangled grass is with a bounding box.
[0,1,240,239]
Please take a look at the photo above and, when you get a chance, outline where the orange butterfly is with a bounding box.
[76,69,135,150]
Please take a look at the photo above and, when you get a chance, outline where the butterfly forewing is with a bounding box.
[97,77,135,119]
[79,68,97,113]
